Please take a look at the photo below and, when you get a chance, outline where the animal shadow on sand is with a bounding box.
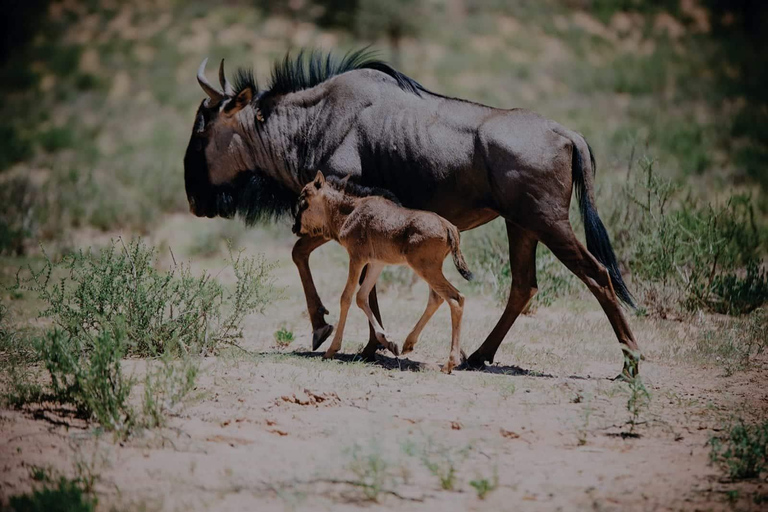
[288,350,589,379]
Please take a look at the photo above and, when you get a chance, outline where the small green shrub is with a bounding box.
[37,127,75,153]
[417,440,470,491]
[10,239,276,434]
[38,325,133,430]
[625,370,651,436]
[710,420,768,480]
[346,442,391,502]
[17,239,277,357]
[469,468,498,500]
[273,327,295,348]
[614,158,768,316]
[7,475,97,512]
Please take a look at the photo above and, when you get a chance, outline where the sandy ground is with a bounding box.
[1,218,767,511]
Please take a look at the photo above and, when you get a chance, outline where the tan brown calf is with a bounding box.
[294,172,473,373]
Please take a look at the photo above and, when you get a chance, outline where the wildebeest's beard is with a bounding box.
[184,139,297,224]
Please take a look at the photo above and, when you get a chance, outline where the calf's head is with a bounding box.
[293,171,330,237]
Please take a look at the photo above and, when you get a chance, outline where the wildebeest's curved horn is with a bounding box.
[219,59,235,97]
[197,58,225,105]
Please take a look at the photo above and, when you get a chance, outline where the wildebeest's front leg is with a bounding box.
[292,235,334,350]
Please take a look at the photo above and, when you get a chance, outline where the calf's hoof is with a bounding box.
[322,349,337,360]
[441,362,455,374]
[386,342,400,357]
[312,324,334,351]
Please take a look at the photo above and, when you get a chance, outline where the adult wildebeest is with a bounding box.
[184,49,641,377]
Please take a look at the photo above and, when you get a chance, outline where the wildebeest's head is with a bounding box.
[184,58,258,218]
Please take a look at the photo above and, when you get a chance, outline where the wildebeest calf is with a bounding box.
[294,171,473,373]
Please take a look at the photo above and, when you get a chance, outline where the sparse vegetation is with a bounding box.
[625,361,651,436]
[613,158,767,317]
[710,420,768,480]
[416,439,469,491]
[4,238,276,434]
[274,326,295,348]
[16,239,277,357]
[469,467,498,500]
[345,442,394,502]
[692,307,768,375]
[6,474,97,512]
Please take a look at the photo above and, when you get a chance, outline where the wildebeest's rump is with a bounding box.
[184,49,641,377]
[295,171,472,373]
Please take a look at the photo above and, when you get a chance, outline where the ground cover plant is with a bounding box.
[710,419,768,480]
[3,238,276,435]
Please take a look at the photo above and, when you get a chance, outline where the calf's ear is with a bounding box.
[313,171,325,189]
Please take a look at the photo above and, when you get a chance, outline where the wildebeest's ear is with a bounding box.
[235,88,252,109]
[313,171,325,189]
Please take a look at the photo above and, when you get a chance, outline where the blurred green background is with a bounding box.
[0,0,766,254]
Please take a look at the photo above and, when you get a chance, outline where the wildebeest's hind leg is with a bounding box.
[355,262,399,356]
[402,288,444,355]
[539,220,640,378]
[466,223,538,369]
[292,235,334,351]
[323,258,366,360]
[414,266,465,374]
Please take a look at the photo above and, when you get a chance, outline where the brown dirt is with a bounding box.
[1,218,767,511]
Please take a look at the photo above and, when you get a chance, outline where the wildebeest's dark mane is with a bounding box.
[325,175,401,205]
[232,48,427,99]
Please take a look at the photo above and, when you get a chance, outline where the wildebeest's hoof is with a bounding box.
[464,352,488,370]
[386,342,400,357]
[319,305,330,316]
[312,324,334,351]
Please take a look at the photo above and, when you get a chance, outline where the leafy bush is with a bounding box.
[18,239,277,357]
[9,238,277,433]
[38,325,132,430]
[710,420,768,480]
[7,475,97,512]
[614,158,768,316]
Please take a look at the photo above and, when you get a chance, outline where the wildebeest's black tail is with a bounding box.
[572,139,635,308]
[446,224,474,282]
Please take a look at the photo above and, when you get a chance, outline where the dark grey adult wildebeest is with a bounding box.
[184,49,641,377]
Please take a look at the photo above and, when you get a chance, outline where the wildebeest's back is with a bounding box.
[338,197,450,265]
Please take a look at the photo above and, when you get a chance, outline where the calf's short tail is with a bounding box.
[446,225,474,281]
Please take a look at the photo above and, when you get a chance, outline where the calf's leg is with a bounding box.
[355,262,399,356]
[402,288,444,355]
[323,258,366,360]
[415,265,465,374]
